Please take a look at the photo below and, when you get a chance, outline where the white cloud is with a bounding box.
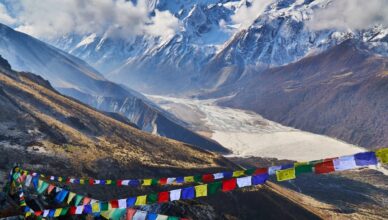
[307,0,388,31]
[5,0,181,40]
[0,3,16,25]
[232,0,274,29]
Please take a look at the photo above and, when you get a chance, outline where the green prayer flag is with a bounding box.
[110,208,126,220]
[37,182,49,194]
[60,207,69,216]
[295,164,313,175]
[208,181,222,195]
[147,193,158,204]
[151,178,158,186]
[194,175,202,183]
[167,217,179,220]
[74,195,83,206]
[111,180,117,185]
[100,202,109,211]
[244,168,255,175]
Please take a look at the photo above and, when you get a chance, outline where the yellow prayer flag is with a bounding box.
[135,195,147,205]
[25,212,32,217]
[276,168,296,182]
[38,180,43,188]
[376,148,388,164]
[58,177,63,182]
[295,162,309,167]
[106,180,112,185]
[232,170,245,177]
[101,210,114,219]
[79,179,85,184]
[195,184,208,197]
[143,179,152,186]
[54,208,62,217]
[67,192,76,204]
[92,203,100,212]
[184,176,194,183]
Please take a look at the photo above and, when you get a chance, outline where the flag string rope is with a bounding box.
[10,148,388,218]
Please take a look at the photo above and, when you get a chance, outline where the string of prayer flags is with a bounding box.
[276,168,296,181]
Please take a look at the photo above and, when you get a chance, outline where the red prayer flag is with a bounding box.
[69,206,77,215]
[222,178,237,192]
[202,174,214,183]
[159,178,167,185]
[117,180,122,186]
[315,160,335,174]
[126,208,136,220]
[110,200,119,208]
[158,191,170,203]
[254,168,268,175]
[34,211,42,216]
[89,178,94,185]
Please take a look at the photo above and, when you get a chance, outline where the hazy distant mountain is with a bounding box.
[51,0,388,94]
[216,40,388,149]
[0,23,229,153]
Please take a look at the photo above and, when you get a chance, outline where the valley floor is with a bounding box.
[148,95,365,161]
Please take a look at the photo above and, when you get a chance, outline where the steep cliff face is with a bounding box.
[0,23,229,153]
[219,41,388,149]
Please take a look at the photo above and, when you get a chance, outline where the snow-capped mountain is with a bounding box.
[51,0,388,94]
[0,23,229,153]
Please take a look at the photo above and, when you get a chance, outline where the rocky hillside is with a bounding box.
[218,41,388,149]
[0,23,228,154]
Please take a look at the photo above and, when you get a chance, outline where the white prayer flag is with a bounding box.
[213,173,224,179]
[268,166,282,175]
[25,175,32,187]
[167,177,176,184]
[121,180,130,185]
[133,210,147,220]
[118,199,127,209]
[156,215,169,220]
[170,189,181,201]
[43,210,49,217]
[237,176,252,188]
[334,156,357,171]
[75,205,84,214]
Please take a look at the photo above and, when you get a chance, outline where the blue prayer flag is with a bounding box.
[252,173,269,185]
[55,189,69,203]
[176,177,184,183]
[147,213,158,220]
[222,172,233,179]
[127,197,136,207]
[129,180,140,187]
[83,204,92,214]
[354,152,377,166]
[181,187,195,199]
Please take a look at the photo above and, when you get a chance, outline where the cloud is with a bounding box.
[0,3,16,25]
[4,0,181,40]
[307,0,388,31]
[232,0,274,29]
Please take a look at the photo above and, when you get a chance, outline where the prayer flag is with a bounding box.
[354,152,378,166]
[156,215,169,220]
[194,175,202,183]
[159,178,168,185]
[276,168,296,181]
[126,208,136,220]
[135,195,147,205]
[295,163,313,175]
[148,193,158,204]
[252,173,269,185]
[110,200,119,208]
[37,181,49,194]
[111,208,126,220]
[315,160,335,174]
[83,197,91,205]
[376,148,388,164]
[55,189,69,203]
[158,191,170,203]
[92,202,100,212]
[202,174,214,183]
[213,173,224,180]
[143,179,152,186]
[233,170,245,177]
[195,184,207,197]
[130,180,141,187]
[208,181,222,195]
[176,177,184,183]
[74,195,83,206]
[67,192,76,204]
[133,210,147,220]
[254,168,268,175]
[184,176,194,183]
[222,178,237,192]
[170,189,181,201]
[83,204,92,214]
[147,213,158,220]
[43,209,49,217]
[222,171,233,179]
[237,176,252,188]
[60,207,69,216]
[181,187,195,199]
[268,166,282,175]
[127,197,136,207]
[167,178,176,184]
[333,156,357,171]
[75,205,84,214]
[54,208,62,217]
[25,175,32,187]
[100,202,109,211]
[118,198,127,208]
[47,184,55,194]
[167,217,179,220]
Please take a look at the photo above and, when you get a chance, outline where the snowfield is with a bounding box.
[148,95,365,161]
